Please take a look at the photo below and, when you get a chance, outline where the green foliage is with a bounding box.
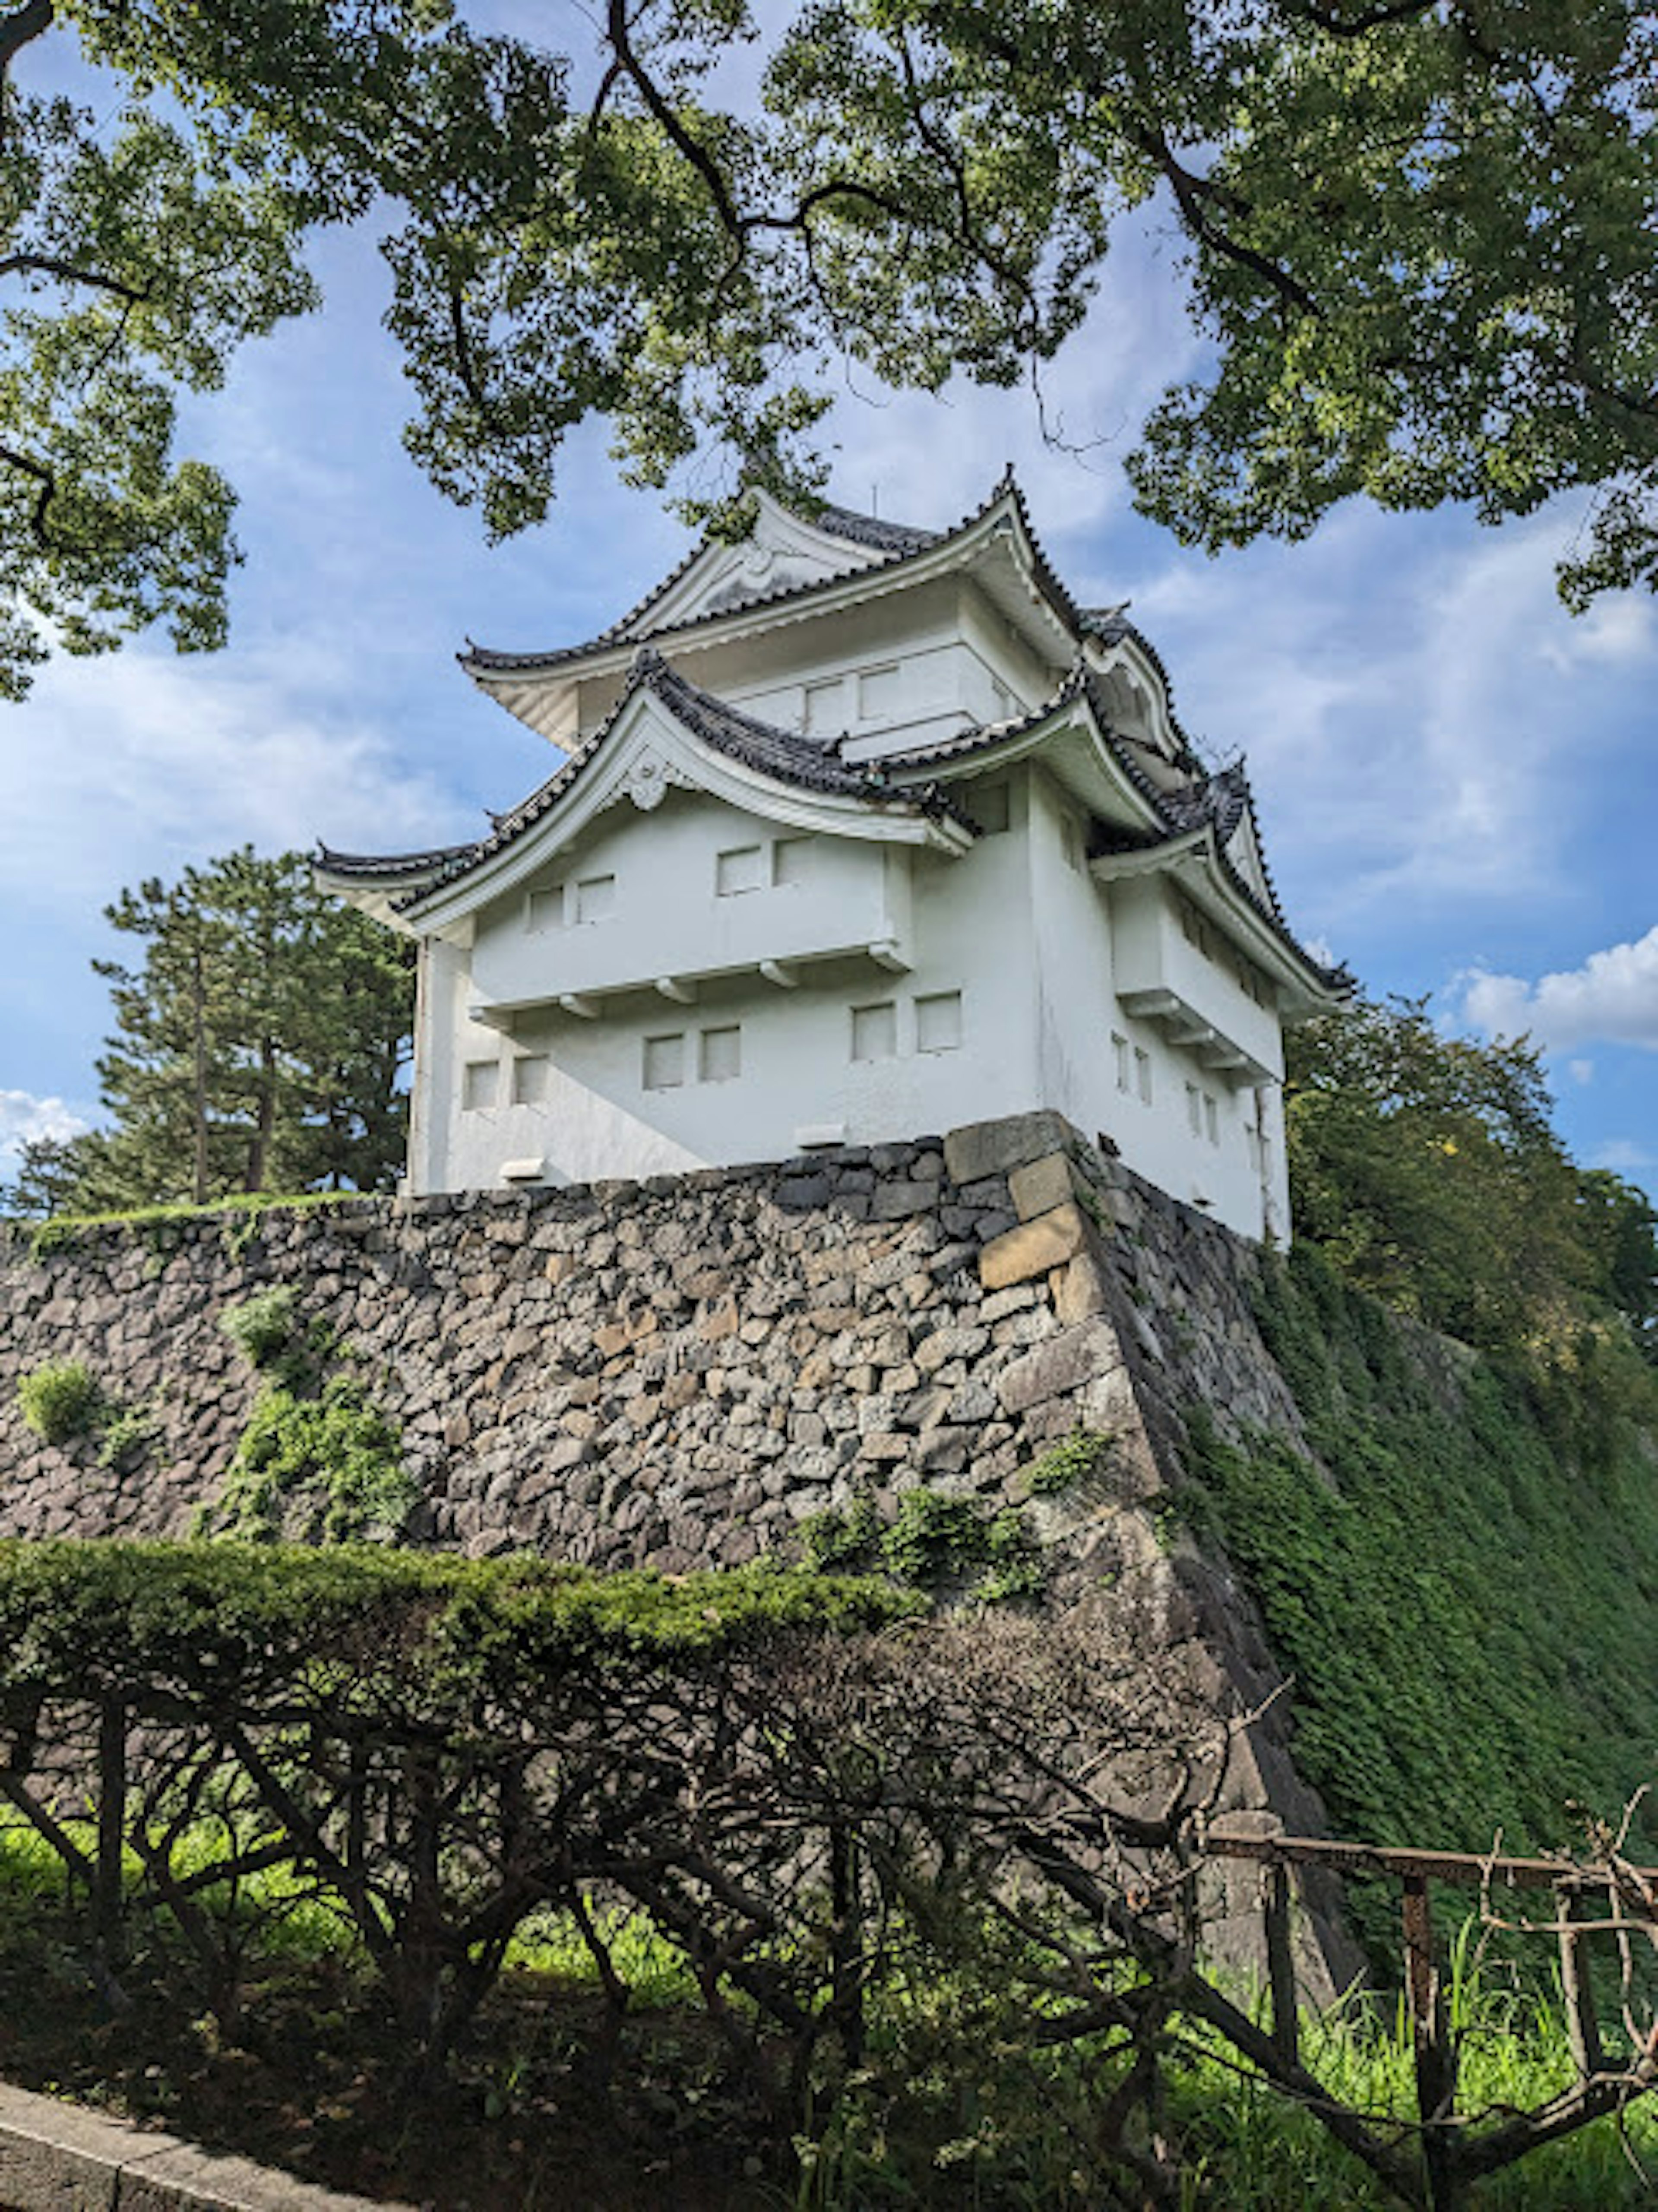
[20,1188,354,1259]
[1023,1427,1111,1497]
[197,1376,411,1545]
[1285,996,1658,1462]
[94,1399,160,1470]
[1183,1247,1658,1956]
[0,1539,921,1693]
[3,849,413,1217]
[6,0,1653,700]
[801,1486,1044,1602]
[218,1285,301,1370]
[16,1360,102,1446]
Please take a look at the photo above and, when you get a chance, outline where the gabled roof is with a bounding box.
[384,649,974,919]
[812,499,940,556]
[462,499,933,684]
[459,479,998,682]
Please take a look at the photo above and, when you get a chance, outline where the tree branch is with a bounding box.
[0,252,149,302]
[0,0,51,81]
[1131,123,1317,316]
[0,439,57,545]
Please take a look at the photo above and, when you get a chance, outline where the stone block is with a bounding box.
[997,1318,1123,1415]
[871,1180,938,1222]
[978,1204,1086,1291]
[1007,1152,1078,1222]
[1052,1252,1108,1324]
[943,1110,1075,1188]
[775,1174,831,1210]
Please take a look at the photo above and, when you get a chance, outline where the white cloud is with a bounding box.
[1539,592,1656,671]
[1113,499,1658,935]
[1,640,469,922]
[1569,1058,1595,1086]
[1462,926,1658,1051]
[1592,1138,1656,1174]
[0,1091,92,1180]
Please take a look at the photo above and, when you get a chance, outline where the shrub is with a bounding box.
[199,1376,413,1543]
[218,1285,301,1369]
[16,1361,102,1445]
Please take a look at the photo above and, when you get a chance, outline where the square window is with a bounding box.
[643,1033,685,1090]
[715,845,763,896]
[526,885,563,931]
[858,663,901,719]
[804,678,844,735]
[699,1025,742,1082]
[1204,1092,1219,1145]
[915,990,962,1054]
[1112,1032,1130,1092]
[1135,1048,1153,1105]
[1186,1082,1203,1137]
[575,873,616,924]
[462,1058,499,1112]
[973,782,1010,835]
[851,1001,897,1063]
[772,836,813,887]
[512,1054,550,1107]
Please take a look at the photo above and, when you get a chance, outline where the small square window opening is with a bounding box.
[643,1033,685,1090]
[575,873,616,924]
[715,845,763,896]
[699,1026,742,1082]
[851,1002,897,1062]
[512,1055,550,1107]
[915,991,962,1054]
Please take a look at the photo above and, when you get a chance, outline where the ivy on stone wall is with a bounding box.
[1183,1249,1658,1922]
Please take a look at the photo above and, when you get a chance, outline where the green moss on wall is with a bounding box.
[1185,1248,1658,1873]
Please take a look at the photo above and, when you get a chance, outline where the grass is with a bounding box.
[5,1814,1657,2206]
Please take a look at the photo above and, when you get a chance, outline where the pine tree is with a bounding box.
[9,849,414,1215]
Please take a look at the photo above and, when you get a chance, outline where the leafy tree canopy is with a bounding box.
[6,0,1656,696]
[1285,992,1658,1377]
[2,847,414,1215]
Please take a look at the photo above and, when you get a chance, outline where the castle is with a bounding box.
[320,475,1346,1240]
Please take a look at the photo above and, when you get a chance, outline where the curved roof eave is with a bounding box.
[457,469,1082,699]
[396,649,977,927]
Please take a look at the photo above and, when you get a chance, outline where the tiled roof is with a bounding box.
[812,500,939,555]
[315,842,475,880]
[461,478,1010,679]
[394,650,974,912]
[883,670,1349,994]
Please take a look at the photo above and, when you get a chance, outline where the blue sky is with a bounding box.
[4,140,1655,1199]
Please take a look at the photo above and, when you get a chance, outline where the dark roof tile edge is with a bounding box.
[461,478,1012,677]
[395,651,974,912]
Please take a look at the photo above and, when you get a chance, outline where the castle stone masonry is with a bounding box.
[320,477,1348,1240]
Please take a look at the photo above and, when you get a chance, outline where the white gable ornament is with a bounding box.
[320,474,1350,1242]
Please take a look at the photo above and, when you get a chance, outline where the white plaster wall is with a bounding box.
[569,577,1065,760]
[1017,773,1281,1240]
[469,789,903,1011]
[413,764,1287,1239]
[1110,877,1283,1079]
[418,775,1047,1193]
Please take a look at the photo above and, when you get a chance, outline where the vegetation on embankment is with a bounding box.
[1180,998,1658,1921]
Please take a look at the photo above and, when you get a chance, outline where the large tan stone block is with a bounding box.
[943,1110,1075,1187]
[979,1203,1086,1290]
[997,1318,1124,1415]
[1008,1152,1078,1222]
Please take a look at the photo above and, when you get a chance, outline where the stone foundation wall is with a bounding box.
[0,1111,1357,1985]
